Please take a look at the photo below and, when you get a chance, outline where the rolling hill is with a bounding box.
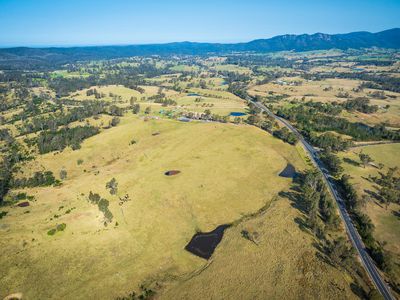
[0,28,399,69]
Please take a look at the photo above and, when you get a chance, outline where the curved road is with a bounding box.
[247,97,395,300]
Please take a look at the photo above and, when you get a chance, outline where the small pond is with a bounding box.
[185,224,230,259]
[165,170,181,176]
[279,164,296,178]
[230,112,247,117]
[188,93,200,97]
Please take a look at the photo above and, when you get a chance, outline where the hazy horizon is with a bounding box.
[1,27,399,49]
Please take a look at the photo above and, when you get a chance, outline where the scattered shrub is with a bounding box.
[57,223,67,231]
[47,228,56,236]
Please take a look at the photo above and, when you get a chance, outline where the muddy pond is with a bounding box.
[185,225,230,259]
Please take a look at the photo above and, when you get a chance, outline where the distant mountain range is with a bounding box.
[0,28,399,68]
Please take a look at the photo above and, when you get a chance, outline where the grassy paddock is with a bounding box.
[339,143,400,284]
[1,115,310,299]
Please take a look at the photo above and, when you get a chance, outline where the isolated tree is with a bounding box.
[204,109,211,117]
[59,169,67,180]
[110,117,120,127]
[129,96,137,107]
[144,106,151,114]
[106,178,118,195]
[132,104,140,114]
[233,117,241,124]
[359,152,373,168]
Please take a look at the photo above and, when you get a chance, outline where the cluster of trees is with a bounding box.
[319,151,344,176]
[147,94,165,102]
[303,96,378,116]
[304,101,343,116]
[272,127,299,145]
[86,88,106,99]
[4,95,61,126]
[146,93,178,107]
[0,132,32,204]
[337,174,393,273]
[296,170,365,279]
[299,170,340,236]
[276,104,400,141]
[88,192,113,224]
[106,178,118,195]
[49,76,98,97]
[319,72,400,93]
[36,125,99,154]
[342,97,378,114]
[109,104,124,116]
[20,101,106,134]
[325,236,355,267]
[246,103,298,145]
[227,79,249,99]
[47,62,169,97]
[11,171,57,188]
[371,167,400,207]
[156,99,177,106]
[180,110,230,123]
[310,132,353,152]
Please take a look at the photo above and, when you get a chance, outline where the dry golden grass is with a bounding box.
[160,196,358,300]
[338,144,400,254]
[339,143,400,286]
[173,88,247,115]
[249,78,400,127]
[66,84,179,104]
[1,114,313,300]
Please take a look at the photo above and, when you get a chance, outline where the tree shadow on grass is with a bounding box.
[350,282,368,299]
[278,189,308,215]
[294,216,309,233]
[364,189,383,204]
[343,157,361,167]
[392,210,400,219]
[315,251,335,268]
[279,186,334,267]
[361,175,374,183]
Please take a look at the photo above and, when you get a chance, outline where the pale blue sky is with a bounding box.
[0,0,399,47]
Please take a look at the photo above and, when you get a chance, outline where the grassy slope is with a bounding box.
[1,115,315,300]
[65,84,246,116]
[339,143,400,284]
[174,88,247,116]
[160,197,357,300]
